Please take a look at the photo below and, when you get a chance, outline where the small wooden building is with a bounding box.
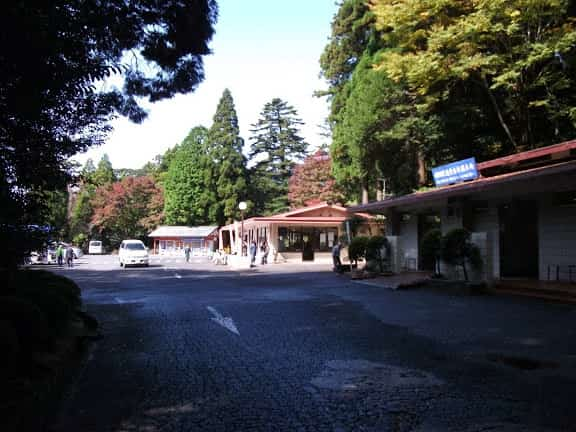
[148,226,219,256]
[219,202,378,263]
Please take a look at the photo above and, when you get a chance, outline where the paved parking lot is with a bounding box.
[51,254,576,431]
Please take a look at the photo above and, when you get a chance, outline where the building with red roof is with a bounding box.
[349,140,576,283]
[219,202,378,264]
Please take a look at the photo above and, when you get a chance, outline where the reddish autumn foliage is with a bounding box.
[91,176,163,244]
[288,150,345,209]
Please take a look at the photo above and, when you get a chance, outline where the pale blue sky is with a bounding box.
[75,0,338,170]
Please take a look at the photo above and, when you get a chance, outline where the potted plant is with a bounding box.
[420,229,442,277]
[441,228,483,290]
[348,236,368,278]
[365,235,390,274]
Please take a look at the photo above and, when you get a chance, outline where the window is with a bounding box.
[278,227,302,252]
[277,227,338,252]
[125,243,145,250]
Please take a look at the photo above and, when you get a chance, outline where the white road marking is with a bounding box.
[206,306,240,335]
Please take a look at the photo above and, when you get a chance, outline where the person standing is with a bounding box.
[184,245,191,263]
[65,245,74,268]
[249,241,257,268]
[260,241,269,265]
[332,242,342,272]
[56,244,64,266]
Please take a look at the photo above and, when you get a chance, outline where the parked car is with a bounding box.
[118,239,149,267]
[88,240,103,254]
[58,242,83,259]
[27,247,57,265]
[71,246,83,259]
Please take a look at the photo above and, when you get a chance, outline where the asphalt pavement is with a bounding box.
[48,254,576,431]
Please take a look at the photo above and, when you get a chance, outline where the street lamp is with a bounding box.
[238,201,247,256]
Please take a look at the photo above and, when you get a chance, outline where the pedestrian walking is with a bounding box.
[249,241,257,267]
[184,245,191,263]
[332,242,342,272]
[56,244,64,266]
[260,241,269,265]
[65,245,74,268]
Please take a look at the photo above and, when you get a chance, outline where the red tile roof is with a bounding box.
[477,139,576,172]
[349,160,576,213]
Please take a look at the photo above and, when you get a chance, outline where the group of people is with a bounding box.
[249,240,269,268]
[56,244,75,268]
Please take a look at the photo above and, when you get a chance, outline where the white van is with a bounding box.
[88,240,103,254]
[118,239,149,267]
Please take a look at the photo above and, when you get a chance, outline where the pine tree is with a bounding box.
[92,154,116,187]
[249,98,308,215]
[81,159,96,183]
[163,126,209,225]
[205,89,247,225]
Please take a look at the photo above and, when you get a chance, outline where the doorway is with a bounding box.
[418,213,441,271]
[499,201,539,278]
[301,228,315,261]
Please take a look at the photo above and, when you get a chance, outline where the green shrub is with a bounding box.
[421,229,442,275]
[365,236,390,273]
[12,270,82,334]
[441,228,482,281]
[348,236,369,267]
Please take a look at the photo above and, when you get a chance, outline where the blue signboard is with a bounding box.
[431,157,478,187]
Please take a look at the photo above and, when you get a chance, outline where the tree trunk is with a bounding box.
[361,182,369,204]
[417,150,426,186]
[481,74,518,151]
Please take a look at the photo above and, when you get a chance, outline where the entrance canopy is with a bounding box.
[350,142,576,215]
[219,202,376,260]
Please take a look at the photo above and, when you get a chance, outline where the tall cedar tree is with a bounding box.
[92,154,117,187]
[163,126,210,225]
[1,0,217,269]
[288,150,345,209]
[249,99,308,215]
[332,54,441,199]
[318,0,378,121]
[205,89,247,225]
[319,0,389,202]
[91,176,164,248]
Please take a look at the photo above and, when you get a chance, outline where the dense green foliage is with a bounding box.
[1,0,217,269]
[163,126,210,225]
[420,229,443,276]
[321,0,576,203]
[92,155,117,187]
[348,236,369,266]
[372,0,576,152]
[365,235,390,273]
[249,99,308,215]
[205,89,248,225]
[441,229,482,281]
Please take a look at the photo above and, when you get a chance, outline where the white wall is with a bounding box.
[398,215,418,270]
[472,206,500,280]
[539,199,576,281]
